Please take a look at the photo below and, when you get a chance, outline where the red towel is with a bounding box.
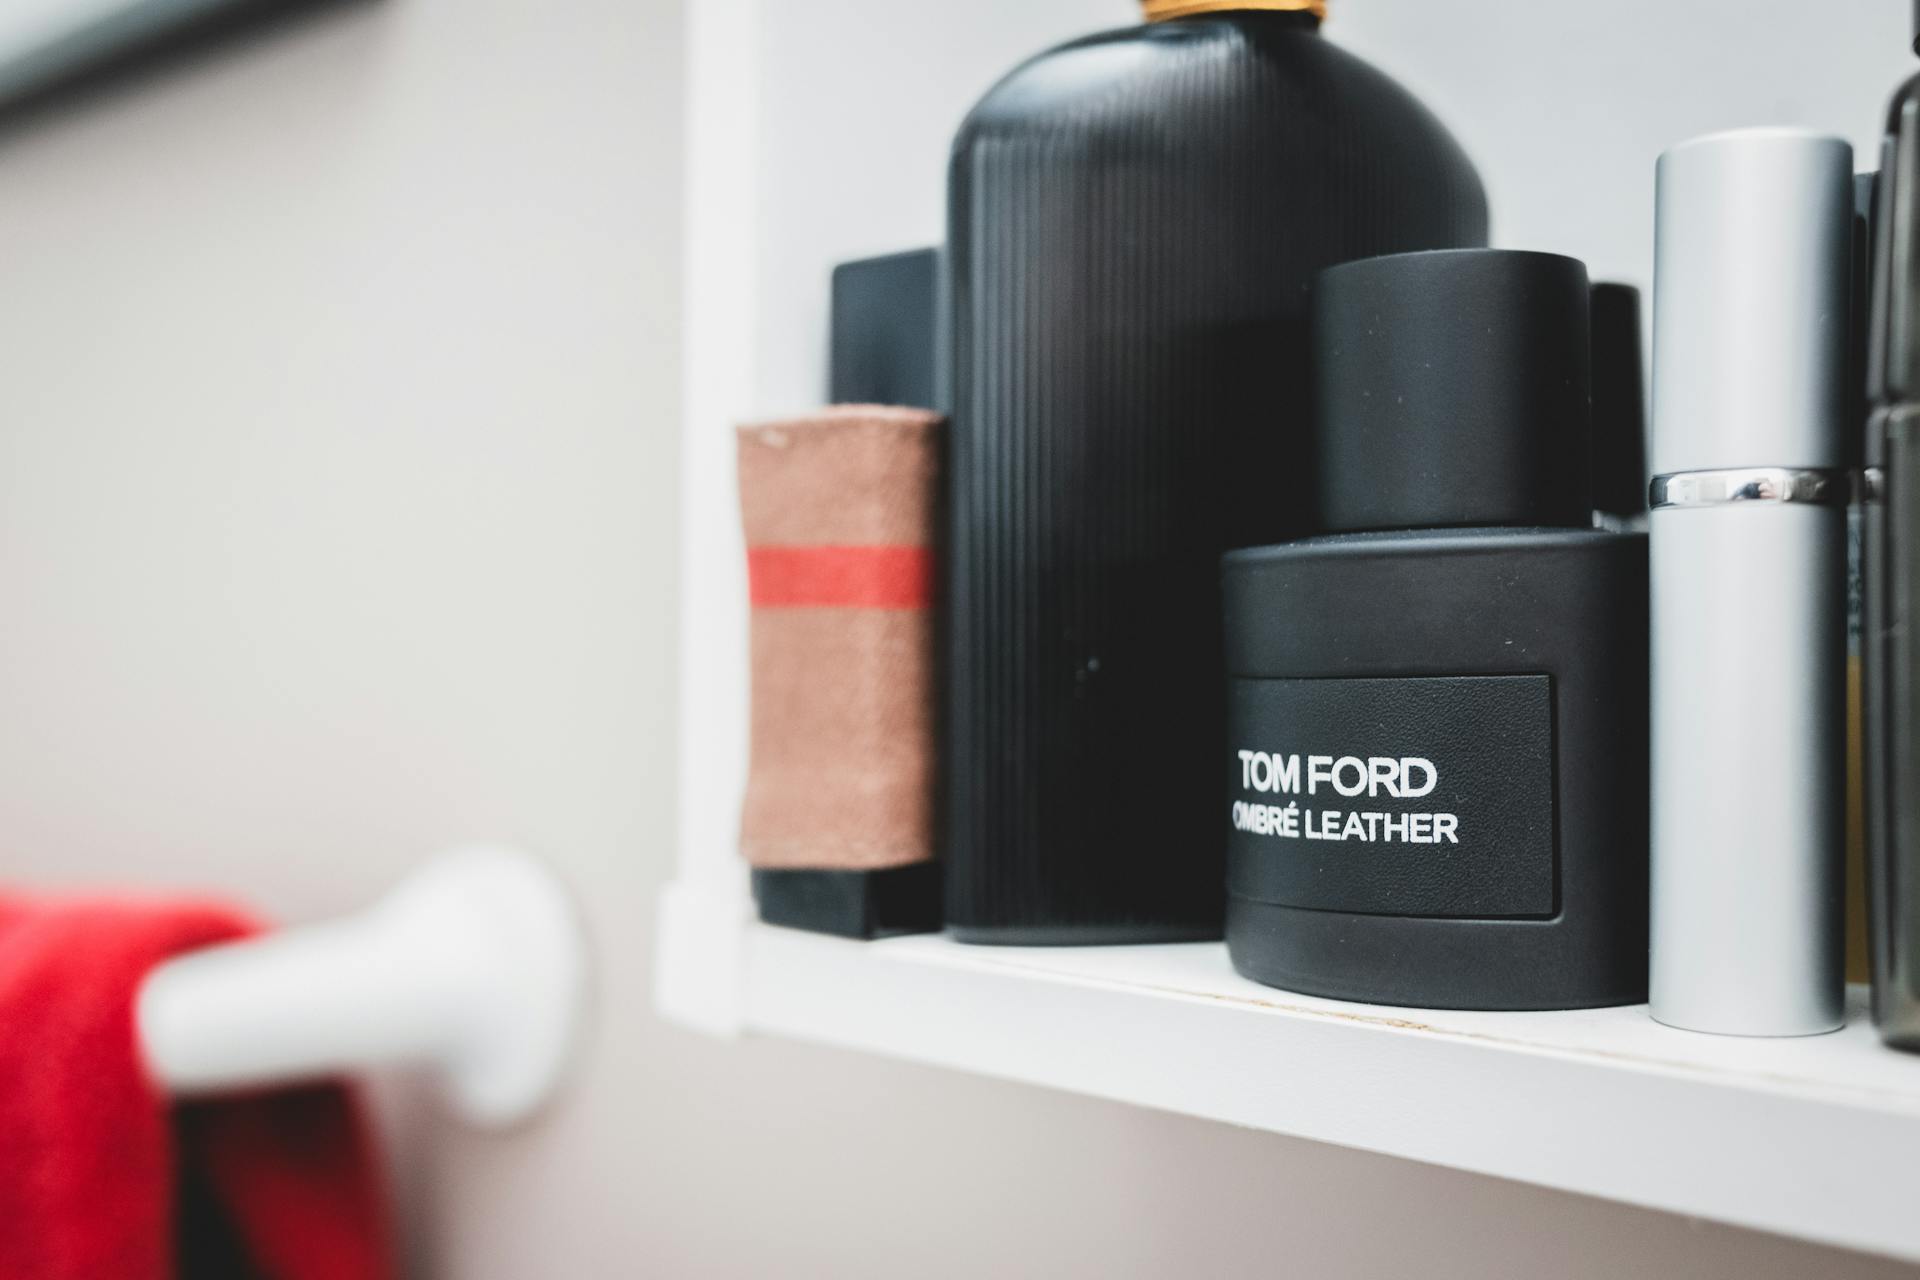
[0,892,394,1280]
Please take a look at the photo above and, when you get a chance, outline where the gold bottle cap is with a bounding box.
[1142,0,1326,20]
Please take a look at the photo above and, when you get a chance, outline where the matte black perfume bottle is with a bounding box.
[1866,64,1920,1050]
[1222,250,1650,1010]
[944,1,1489,943]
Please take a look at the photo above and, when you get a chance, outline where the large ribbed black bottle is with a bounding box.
[944,0,1489,942]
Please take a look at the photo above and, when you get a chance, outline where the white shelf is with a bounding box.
[655,886,1920,1263]
[664,2,1920,1266]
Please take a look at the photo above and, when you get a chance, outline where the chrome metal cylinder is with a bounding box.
[1648,128,1852,1037]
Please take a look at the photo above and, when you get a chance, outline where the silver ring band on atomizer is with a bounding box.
[1648,467,1852,510]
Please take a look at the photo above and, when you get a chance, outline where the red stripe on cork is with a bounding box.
[747,546,932,609]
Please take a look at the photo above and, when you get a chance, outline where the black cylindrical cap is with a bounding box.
[1313,248,1592,531]
[1590,282,1648,518]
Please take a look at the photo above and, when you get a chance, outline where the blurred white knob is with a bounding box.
[137,845,591,1128]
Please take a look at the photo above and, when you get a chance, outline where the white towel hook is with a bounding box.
[136,846,590,1128]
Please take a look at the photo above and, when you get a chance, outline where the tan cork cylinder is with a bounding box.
[737,407,943,872]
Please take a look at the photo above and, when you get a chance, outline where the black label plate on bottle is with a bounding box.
[1226,675,1556,919]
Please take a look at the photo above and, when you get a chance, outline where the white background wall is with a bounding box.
[749,0,1920,415]
[0,1,683,1274]
[1,0,1918,1276]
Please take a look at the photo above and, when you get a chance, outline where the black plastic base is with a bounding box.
[753,865,942,940]
[948,921,1222,947]
[1227,896,1642,1011]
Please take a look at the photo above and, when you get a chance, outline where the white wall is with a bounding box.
[1,0,1917,1277]
[0,1,683,1274]
[749,0,1917,416]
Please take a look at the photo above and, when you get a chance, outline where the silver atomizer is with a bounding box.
[1649,128,1852,1037]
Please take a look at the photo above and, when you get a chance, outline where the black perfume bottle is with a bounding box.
[1866,60,1920,1050]
[1222,249,1649,1010]
[944,2,1488,943]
